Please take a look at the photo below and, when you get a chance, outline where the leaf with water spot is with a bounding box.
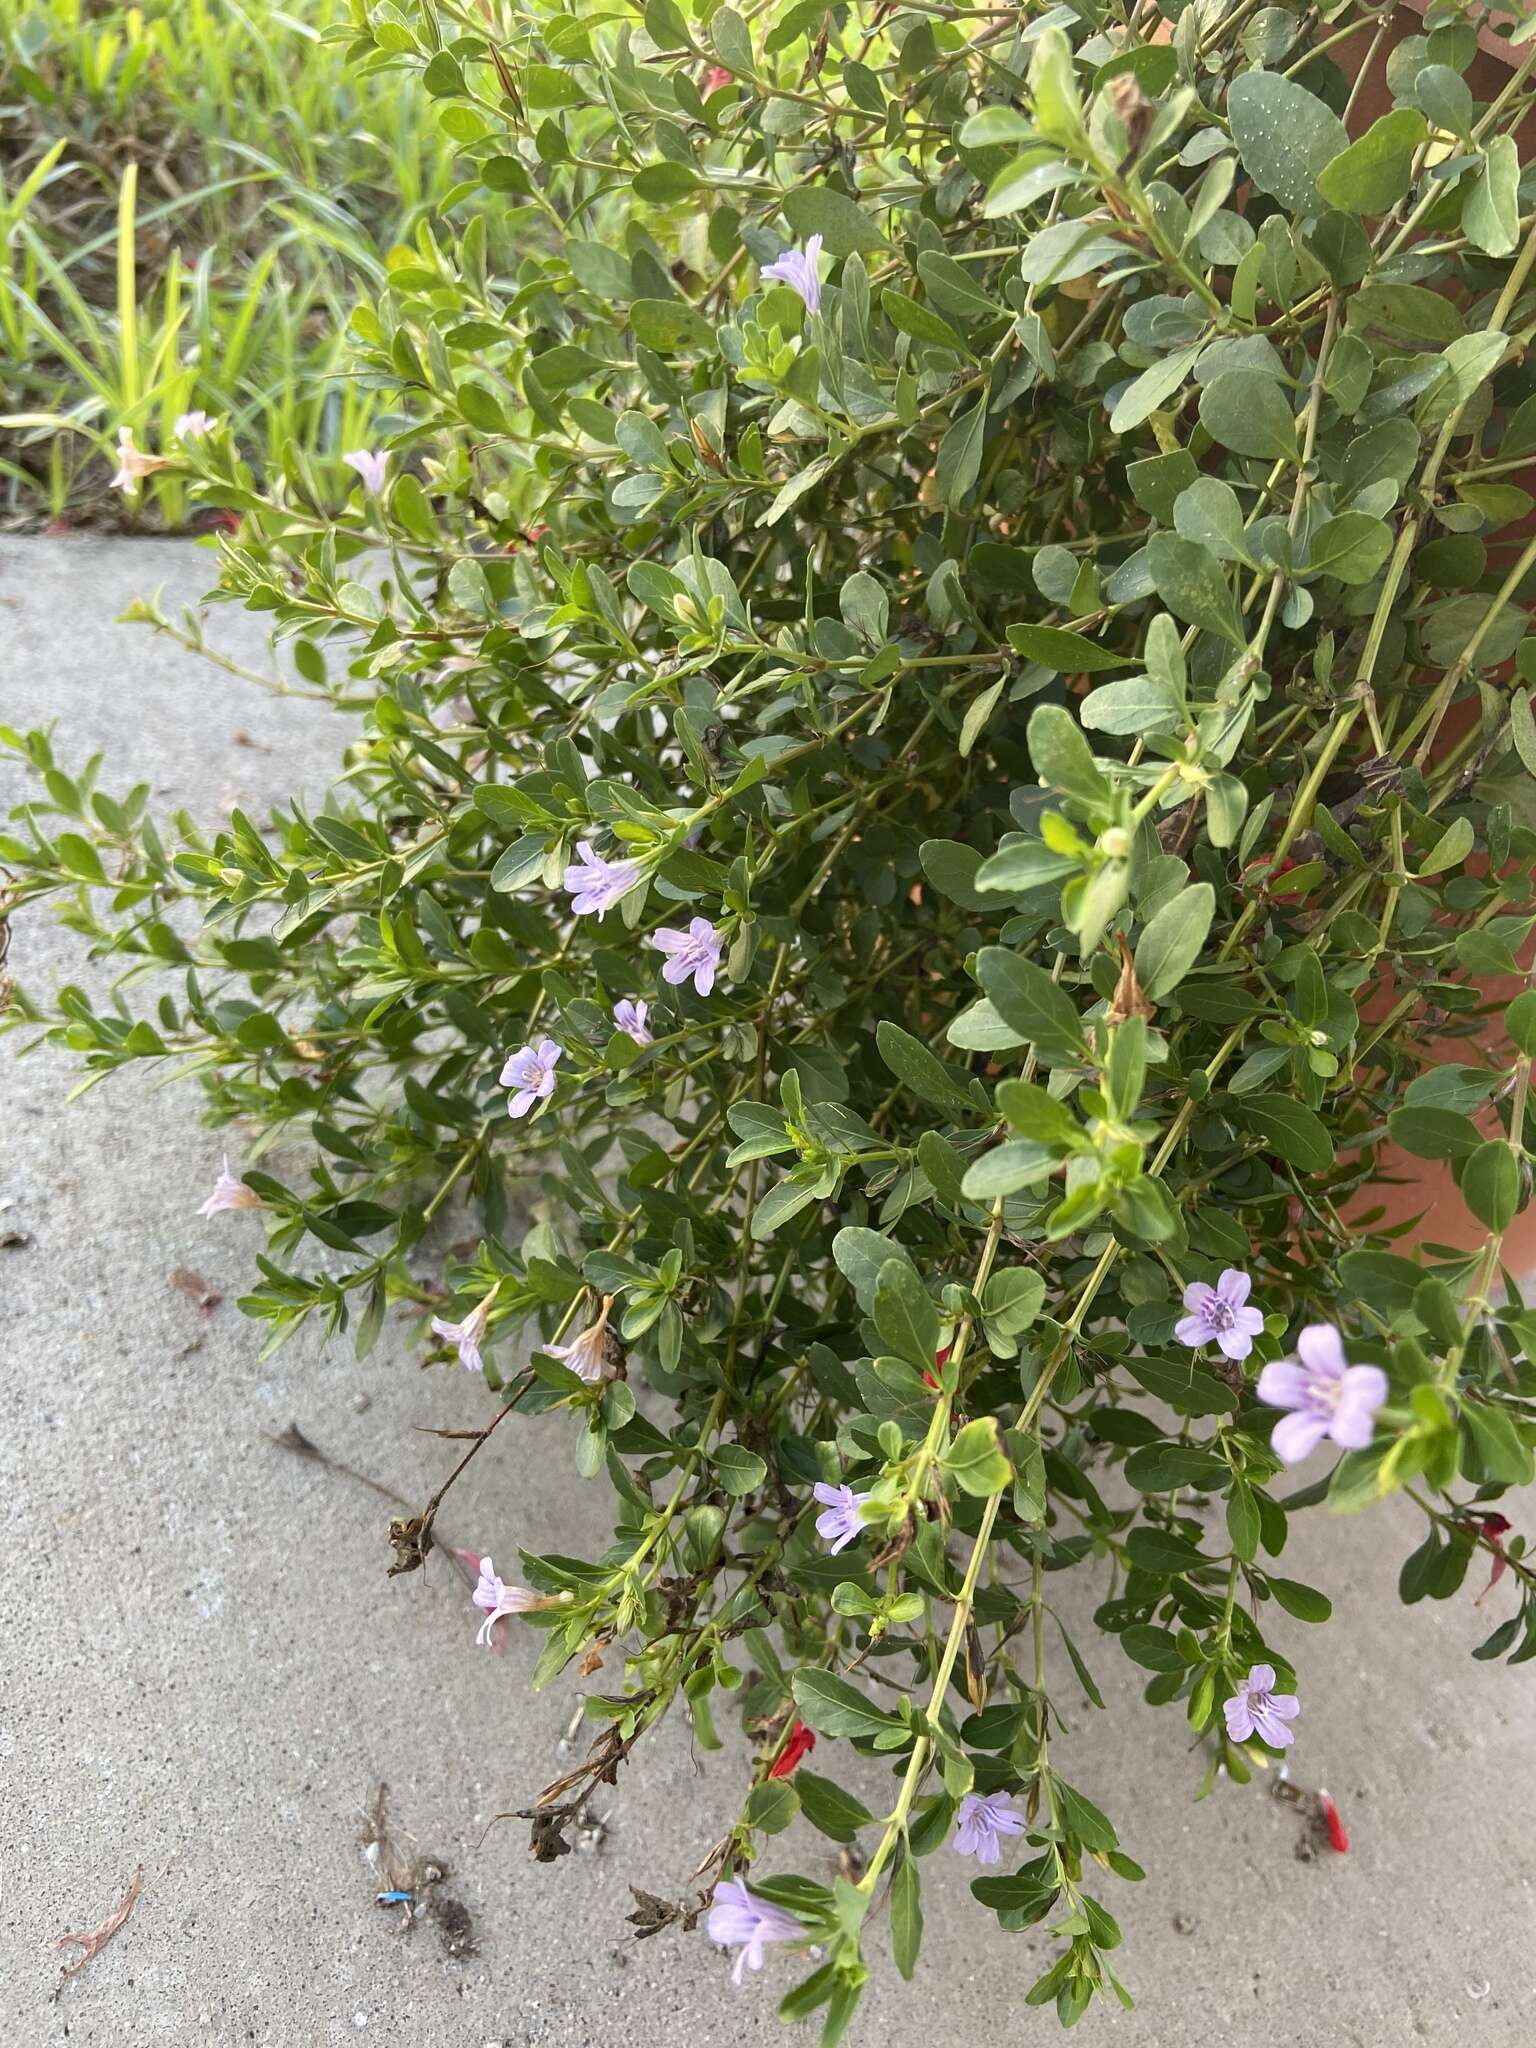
[1227,72,1348,215]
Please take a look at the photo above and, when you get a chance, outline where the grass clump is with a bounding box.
[0,0,468,524]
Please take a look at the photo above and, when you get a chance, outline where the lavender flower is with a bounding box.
[812,1481,869,1555]
[197,1154,263,1217]
[174,410,218,439]
[1175,1267,1266,1362]
[1223,1663,1300,1749]
[1256,1324,1387,1465]
[952,1790,1028,1866]
[430,1291,495,1374]
[453,1550,508,1650]
[110,427,172,495]
[761,234,823,314]
[471,1556,540,1646]
[342,448,388,494]
[706,1878,801,1985]
[545,1296,616,1384]
[651,916,723,997]
[499,1038,562,1118]
[563,840,642,916]
[613,997,652,1046]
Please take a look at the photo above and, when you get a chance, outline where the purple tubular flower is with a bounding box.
[650,916,723,997]
[1256,1324,1387,1464]
[430,1292,494,1373]
[562,840,642,917]
[499,1038,562,1118]
[1222,1663,1300,1748]
[613,997,651,1046]
[545,1296,616,1384]
[706,1878,801,1985]
[470,1556,539,1646]
[342,448,388,494]
[110,426,171,494]
[761,233,823,313]
[1175,1267,1266,1361]
[812,1481,869,1555]
[952,1790,1028,1865]
[197,1154,263,1217]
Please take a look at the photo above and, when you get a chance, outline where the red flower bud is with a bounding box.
[768,1717,815,1779]
[1459,1512,1513,1605]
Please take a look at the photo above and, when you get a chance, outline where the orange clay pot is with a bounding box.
[1131,7,1534,1264]
[1336,12,1536,1267]
[1345,694,1536,1269]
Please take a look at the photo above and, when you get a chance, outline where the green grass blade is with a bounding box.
[116,163,139,413]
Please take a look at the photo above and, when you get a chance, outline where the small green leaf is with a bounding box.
[631,297,713,352]
[1237,1094,1336,1172]
[792,1670,901,1742]
[873,1257,941,1370]
[1125,1526,1208,1576]
[1007,623,1128,674]
[389,471,439,542]
[941,1415,1013,1497]
[1146,534,1245,647]
[633,161,702,203]
[1462,1140,1518,1233]
[1080,675,1183,735]
[1120,1623,1185,1671]
[1305,513,1393,586]
[1026,702,1111,803]
[1051,1778,1118,1852]
[1017,218,1123,285]
[1315,108,1426,214]
[1265,1576,1333,1623]
[1508,690,1536,778]
[975,948,1087,1058]
[796,1772,876,1842]
[1134,883,1215,1000]
[1227,1484,1261,1563]
[876,1021,979,1118]
[994,1078,1081,1151]
[713,1443,769,1495]
[745,1778,800,1833]
[783,186,888,255]
[1416,64,1473,140]
[1199,370,1296,463]
[936,403,986,507]
[882,290,968,354]
[1417,816,1473,877]
[890,1852,923,1981]
[1174,476,1253,564]
[1386,1106,1484,1162]
[1109,343,1204,435]
[1507,990,1536,1055]
[833,1227,911,1312]
[1123,1355,1237,1416]
[1128,448,1201,524]
[1461,1401,1534,1486]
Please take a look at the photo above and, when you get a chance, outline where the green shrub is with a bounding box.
[7,0,1536,2032]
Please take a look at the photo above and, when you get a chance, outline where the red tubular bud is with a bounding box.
[768,1718,816,1779]
[1319,1791,1349,1854]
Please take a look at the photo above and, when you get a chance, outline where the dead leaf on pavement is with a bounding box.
[53,1864,144,2000]
[169,1266,222,1312]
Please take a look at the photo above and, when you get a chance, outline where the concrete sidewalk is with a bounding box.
[1,536,1533,2047]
